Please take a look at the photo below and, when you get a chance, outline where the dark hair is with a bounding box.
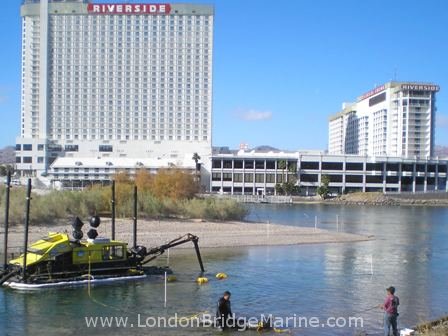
[224,291,231,297]
[387,286,395,294]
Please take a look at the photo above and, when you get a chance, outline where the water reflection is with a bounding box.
[0,204,447,335]
[247,204,448,334]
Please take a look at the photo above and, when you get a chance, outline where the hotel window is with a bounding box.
[222,160,232,169]
[322,162,343,170]
[244,160,254,169]
[329,175,343,183]
[233,160,243,169]
[366,163,383,171]
[223,173,232,182]
[301,161,319,170]
[386,163,399,171]
[345,175,363,183]
[212,160,222,169]
[438,165,447,173]
[255,161,265,169]
[366,175,383,184]
[99,145,113,152]
[416,164,425,172]
[244,174,254,183]
[346,162,363,171]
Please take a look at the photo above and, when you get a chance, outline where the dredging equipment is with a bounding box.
[0,179,205,290]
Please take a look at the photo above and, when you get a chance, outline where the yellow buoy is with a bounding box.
[215,272,228,280]
[196,277,209,284]
[167,275,177,282]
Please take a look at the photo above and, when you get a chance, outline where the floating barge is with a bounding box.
[0,175,205,290]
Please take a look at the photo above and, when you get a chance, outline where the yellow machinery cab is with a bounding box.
[9,233,72,268]
[72,238,127,265]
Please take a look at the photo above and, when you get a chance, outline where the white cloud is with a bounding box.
[437,115,448,128]
[235,108,273,121]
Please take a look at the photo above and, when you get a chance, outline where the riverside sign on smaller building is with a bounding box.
[400,84,440,92]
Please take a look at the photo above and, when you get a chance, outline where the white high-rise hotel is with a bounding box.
[16,0,213,183]
[329,82,439,158]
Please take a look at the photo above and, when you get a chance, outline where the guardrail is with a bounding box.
[211,194,293,204]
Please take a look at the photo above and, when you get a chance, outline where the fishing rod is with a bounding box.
[354,305,382,314]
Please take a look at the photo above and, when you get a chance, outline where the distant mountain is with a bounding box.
[252,145,280,152]
[0,146,15,165]
[434,145,448,157]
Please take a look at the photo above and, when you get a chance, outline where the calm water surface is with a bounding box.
[0,204,447,335]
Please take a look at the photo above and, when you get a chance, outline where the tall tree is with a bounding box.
[192,152,201,182]
[317,175,331,199]
[277,160,287,184]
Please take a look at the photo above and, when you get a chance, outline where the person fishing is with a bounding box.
[380,286,400,336]
[216,291,233,330]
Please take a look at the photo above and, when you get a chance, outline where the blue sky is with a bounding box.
[1,0,447,150]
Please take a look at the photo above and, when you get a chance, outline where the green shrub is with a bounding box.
[0,185,248,225]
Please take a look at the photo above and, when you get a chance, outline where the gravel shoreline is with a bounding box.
[1,219,372,252]
[289,192,448,206]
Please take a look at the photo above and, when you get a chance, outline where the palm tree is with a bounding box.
[192,153,201,179]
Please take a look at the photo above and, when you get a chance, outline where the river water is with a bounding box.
[0,204,447,335]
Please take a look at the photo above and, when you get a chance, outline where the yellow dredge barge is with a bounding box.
[0,176,205,290]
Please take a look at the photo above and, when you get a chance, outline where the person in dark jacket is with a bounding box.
[216,291,232,329]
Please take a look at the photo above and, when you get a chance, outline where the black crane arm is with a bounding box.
[140,233,205,273]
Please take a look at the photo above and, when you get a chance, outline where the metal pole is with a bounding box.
[22,179,32,281]
[314,215,317,232]
[164,271,167,308]
[133,185,137,248]
[111,180,116,240]
[336,215,339,232]
[3,171,11,270]
[266,221,270,239]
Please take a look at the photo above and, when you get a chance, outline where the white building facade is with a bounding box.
[328,82,439,158]
[211,150,448,196]
[15,0,214,187]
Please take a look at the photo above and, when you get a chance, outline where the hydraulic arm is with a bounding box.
[137,234,205,273]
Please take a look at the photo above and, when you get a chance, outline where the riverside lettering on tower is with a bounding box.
[87,3,171,14]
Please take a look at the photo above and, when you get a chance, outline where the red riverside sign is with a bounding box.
[87,3,171,15]
[358,85,386,101]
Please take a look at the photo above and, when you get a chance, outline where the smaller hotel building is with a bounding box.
[210,148,448,196]
[328,82,439,158]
